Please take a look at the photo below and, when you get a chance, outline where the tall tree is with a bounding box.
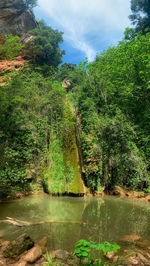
[24,21,65,67]
[129,0,150,33]
[56,63,76,82]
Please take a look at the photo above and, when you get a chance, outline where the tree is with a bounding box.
[129,0,150,33]
[0,68,66,197]
[56,63,76,81]
[123,27,136,40]
[71,32,150,192]
[24,21,65,67]
[25,0,38,9]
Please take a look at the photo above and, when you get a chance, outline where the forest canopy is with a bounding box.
[129,0,150,33]
[0,0,150,197]
[24,21,65,67]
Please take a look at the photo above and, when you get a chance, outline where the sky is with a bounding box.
[34,0,132,64]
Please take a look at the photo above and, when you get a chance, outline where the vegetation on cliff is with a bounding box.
[69,32,150,192]
[0,0,150,197]
[0,21,85,196]
[0,69,65,196]
[0,35,24,60]
[24,21,65,67]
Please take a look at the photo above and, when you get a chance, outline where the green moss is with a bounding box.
[63,123,84,194]
[43,102,86,194]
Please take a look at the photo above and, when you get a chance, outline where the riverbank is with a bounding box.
[1,233,150,265]
[1,185,150,204]
[104,186,150,203]
[0,190,44,203]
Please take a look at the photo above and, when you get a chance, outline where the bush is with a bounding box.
[74,239,120,265]
[0,35,23,60]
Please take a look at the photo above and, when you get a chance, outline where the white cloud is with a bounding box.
[35,0,131,61]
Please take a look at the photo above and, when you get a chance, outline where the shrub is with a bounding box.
[0,35,23,60]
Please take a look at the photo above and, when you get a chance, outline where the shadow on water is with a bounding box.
[0,194,150,251]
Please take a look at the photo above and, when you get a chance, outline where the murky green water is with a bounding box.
[0,194,150,251]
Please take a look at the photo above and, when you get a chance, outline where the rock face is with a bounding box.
[0,57,26,73]
[0,0,37,36]
[62,80,71,89]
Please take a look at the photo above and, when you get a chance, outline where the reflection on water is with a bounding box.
[0,194,150,251]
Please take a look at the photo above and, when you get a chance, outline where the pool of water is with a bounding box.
[0,194,150,251]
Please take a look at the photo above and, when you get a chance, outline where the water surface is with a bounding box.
[0,194,150,251]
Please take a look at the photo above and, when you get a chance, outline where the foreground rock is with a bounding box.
[51,249,70,260]
[51,250,77,266]
[104,248,150,266]
[1,234,150,265]
[120,234,150,251]
[122,252,150,265]
[119,235,150,265]
[2,233,34,258]
[21,245,42,263]
[0,241,10,253]
[120,234,142,243]
[0,235,49,265]
[37,236,48,253]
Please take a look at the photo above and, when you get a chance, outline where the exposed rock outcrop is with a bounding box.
[2,233,34,258]
[0,0,37,36]
[62,80,71,89]
[0,57,26,73]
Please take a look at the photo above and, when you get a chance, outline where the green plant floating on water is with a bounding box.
[74,239,120,265]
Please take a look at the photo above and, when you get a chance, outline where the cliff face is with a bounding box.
[0,0,37,36]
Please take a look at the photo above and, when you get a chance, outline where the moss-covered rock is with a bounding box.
[3,233,34,258]
[43,101,87,195]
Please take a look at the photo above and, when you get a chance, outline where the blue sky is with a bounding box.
[34,0,131,64]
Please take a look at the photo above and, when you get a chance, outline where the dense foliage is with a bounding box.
[69,32,150,191]
[56,63,76,81]
[0,1,150,197]
[0,68,66,197]
[74,239,120,265]
[129,0,150,33]
[0,35,23,60]
[24,21,64,67]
